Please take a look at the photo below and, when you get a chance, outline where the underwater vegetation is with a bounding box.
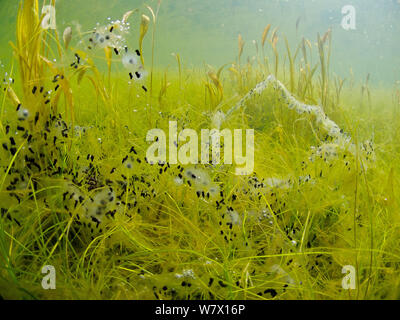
[0,0,400,300]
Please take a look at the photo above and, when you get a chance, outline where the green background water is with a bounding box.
[1,0,399,85]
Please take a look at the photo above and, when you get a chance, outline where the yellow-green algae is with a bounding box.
[0,0,399,300]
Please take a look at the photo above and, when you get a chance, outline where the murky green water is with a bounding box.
[1,0,399,85]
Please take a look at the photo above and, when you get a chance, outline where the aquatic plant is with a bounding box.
[0,0,399,301]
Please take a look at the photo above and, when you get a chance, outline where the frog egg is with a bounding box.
[184,167,211,187]
[91,31,111,48]
[125,160,133,169]
[86,188,115,221]
[97,35,107,48]
[208,184,220,197]
[228,210,241,225]
[133,67,148,82]
[122,53,138,70]
[93,32,101,41]
[17,108,29,121]
[174,177,183,185]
